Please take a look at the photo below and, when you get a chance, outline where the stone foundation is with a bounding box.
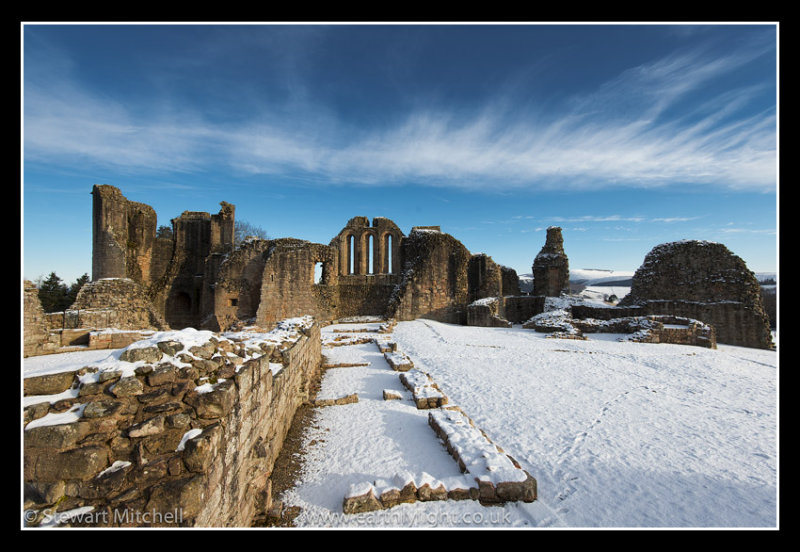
[524,308,717,349]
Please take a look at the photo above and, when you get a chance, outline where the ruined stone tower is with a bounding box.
[532,227,569,297]
[91,184,236,329]
[619,240,773,349]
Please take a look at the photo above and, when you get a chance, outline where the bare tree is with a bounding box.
[234,220,270,245]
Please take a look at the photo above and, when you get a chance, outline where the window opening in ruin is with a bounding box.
[386,234,393,273]
[348,235,355,274]
[229,298,238,307]
[368,234,374,274]
[314,262,324,284]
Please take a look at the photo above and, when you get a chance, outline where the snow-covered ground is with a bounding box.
[22,318,778,529]
[283,320,777,528]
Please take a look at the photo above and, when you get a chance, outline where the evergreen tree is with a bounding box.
[65,273,90,307]
[37,272,68,313]
[156,225,173,239]
[36,272,90,312]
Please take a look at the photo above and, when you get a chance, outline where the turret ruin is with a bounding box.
[532,226,569,297]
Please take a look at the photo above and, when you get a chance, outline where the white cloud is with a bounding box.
[23,34,776,193]
[719,227,776,235]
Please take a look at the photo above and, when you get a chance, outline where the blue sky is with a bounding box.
[22,23,779,285]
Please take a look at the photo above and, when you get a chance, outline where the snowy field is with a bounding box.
[284,320,777,529]
[22,319,778,529]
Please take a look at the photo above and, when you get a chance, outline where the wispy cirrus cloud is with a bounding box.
[23,32,776,193]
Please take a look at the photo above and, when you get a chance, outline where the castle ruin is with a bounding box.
[25,186,774,354]
[22,185,775,527]
[85,185,535,334]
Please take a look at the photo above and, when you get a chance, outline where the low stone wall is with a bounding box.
[33,326,154,353]
[384,351,414,372]
[23,319,322,527]
[24,278,169,358]
[399,369,449,409]
[503,295,546,324]
[466,299,511,328]
[343,405,536,513]
[570,304,643,320]
[23,281,60,357]
[466,295,545,328]
[428,408,537,504]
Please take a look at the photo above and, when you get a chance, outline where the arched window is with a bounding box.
[385,234,393,273]
[368,234,374,274]
[348,235,355,275]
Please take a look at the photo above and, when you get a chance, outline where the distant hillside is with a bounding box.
[519,268,634,294]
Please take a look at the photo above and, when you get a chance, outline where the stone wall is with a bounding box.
[466,296,546,328]
[501,266,521,297]
[466,298,511,328]
[388,229,472,325]
[619,240,772,349]
[208,239,273,331]
[255,239,339,326]
[503,296,546,324]
[23,320,322,527]
[467,255,522,303]
[23,280,61,357]
[336,274,401,319]
[68,278,168,331]
[468,254,503,302]
[523,308,717,348]
[25,279,164,358]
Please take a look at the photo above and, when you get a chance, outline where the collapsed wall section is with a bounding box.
[69,278,168,331]
[466,295,545,327]
[24,278,167,357]
[23,319,322,527]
